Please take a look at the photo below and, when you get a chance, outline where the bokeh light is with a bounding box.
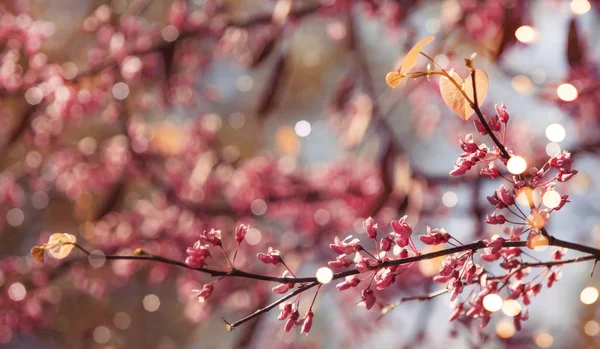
[8,283,26,301]
[545,124,566,142]
[113,312,131,330]
[581,287,599,304]
[585,320,600,336]
[542,190,562,209]
[545,142,561,156]
[442,191,458,208]
[483,294,503,312]
[93,326,111,344]
[570,0,591,14]
[501,299,522,317]
[507,156,527,175]
[245,228,262,246]
[557,83,578,101]
[295,120,312,137]
[143,294,160,312]
[512,75,534,95]
[316,267,333,284]
[515,26,537,43]
[534,331,554,348]
[496,320,515,338]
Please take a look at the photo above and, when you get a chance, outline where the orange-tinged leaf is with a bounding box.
[439,69,489,120]
[527,234,548,250]
[400,36,435,74]
[46,233,77,259]
[385,72,404,88]
[31,246,45,263]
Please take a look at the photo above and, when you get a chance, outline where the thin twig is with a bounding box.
[379,288,449,318]
[469,70,510,159]
[62,231,600,329]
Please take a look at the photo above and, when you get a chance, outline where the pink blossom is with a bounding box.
[192,284,213,303]
[495,103,510,123]
[358,289,376,310]
[488,115,501,131]
[272,283,291,294]
[336,276,360,291]
[480,162,499,179]
[439,255,457,276]
[277,303,294,320]
[374,268,396,290]
[257,247,282,265]
[480,248,501,262]
[460,134,479,153]
[485,214,506,225]
[557,170,577,182]
[391,215,412,239]
[354,252,378,272]
[449,303,464,321]
[550,151,574,173]
[380,234,393,252]
[419,227,450,245]
[553,195,570,210]
[185,242,211,268]
[330,235,361,255]
[235,224,248,243]
[363,217,378,239]
[328,255,353,269]
[473,119,488,135]
[284,310,300,332]
[301,311,314,335]
[547,270,562,288]
[553,247,567,260]
[496,185,515,206]
[200,229,222,246]
[484,235,505,254]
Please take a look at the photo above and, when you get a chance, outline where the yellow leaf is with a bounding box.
[400,36,435,74]
[46,233,77,259]
[439,69,488,120]
[385,72,404,88]
[30,246,45,263]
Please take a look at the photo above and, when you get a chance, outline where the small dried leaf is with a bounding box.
[400,36,435,74]
[46,233,77,259]
[439,69,489,120]
[31,246,45,263]
[385,72,404,88]
[133,248,148,256]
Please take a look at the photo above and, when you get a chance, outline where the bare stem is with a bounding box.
[469,70,511,159]
[379,288,449,318]
[223,281,320,330]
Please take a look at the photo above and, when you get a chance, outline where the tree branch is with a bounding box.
[469,69,511,159]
